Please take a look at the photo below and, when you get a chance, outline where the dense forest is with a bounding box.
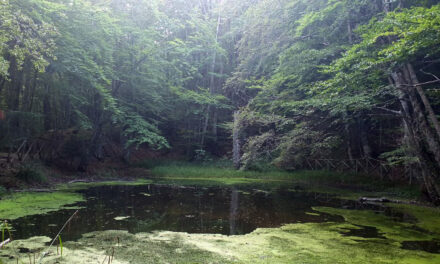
[1,0,440,203]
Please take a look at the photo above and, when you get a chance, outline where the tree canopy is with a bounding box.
[1,0,440,202]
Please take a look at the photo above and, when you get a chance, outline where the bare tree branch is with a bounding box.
[420,69,440,80]
[400,79,440,87]
[375,106,402,115]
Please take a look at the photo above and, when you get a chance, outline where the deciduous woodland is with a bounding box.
[1,0,440,202]
[2,1,440,263]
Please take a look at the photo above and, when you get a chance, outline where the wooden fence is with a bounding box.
[302,158,392,179]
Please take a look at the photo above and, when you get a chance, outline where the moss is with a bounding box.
[314,206,439,242]
[56,179,153,191]
[1,230,234,264]
[3,209,440,263]
[0,235,129,264]
[48,225,440,263]
[389,204,440,235]
[0,191,84,220]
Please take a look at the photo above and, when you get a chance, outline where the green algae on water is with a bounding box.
[314,206,440,242]
[0,191,84,220]
[56,179,153,191]
[0,235,129,264]
[6,223,439,264]
[389,203,440,235]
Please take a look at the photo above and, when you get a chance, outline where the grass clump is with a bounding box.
[147,161,422,200]
[150,162,339,180]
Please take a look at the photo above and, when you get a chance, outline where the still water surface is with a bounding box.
[9,183,440,254]
[11,184,350,241]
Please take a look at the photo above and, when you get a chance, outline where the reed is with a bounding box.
[38,210,78,263]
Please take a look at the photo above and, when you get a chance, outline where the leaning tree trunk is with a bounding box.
[402,66,440,165]
[392,70,440,204]
[405,63,440,141]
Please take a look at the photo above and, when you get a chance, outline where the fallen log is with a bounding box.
[359,197,393,203]
[67,179,90,184]
[359,196,428,206]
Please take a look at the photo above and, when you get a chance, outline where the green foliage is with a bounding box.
[16,163,47,184]
[1,0,439,197]
[0,191,84,220]
[118,109,169,150]
[0,186,6,196]
[0,221,11,242]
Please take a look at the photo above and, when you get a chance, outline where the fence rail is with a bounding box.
[302,158,392,179]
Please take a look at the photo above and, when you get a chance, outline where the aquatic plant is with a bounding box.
[0,192,84,220]
[38,210,78,263]
[0,221,12,247]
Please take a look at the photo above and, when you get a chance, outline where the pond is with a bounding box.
[11,184,349,241]
[2,182,440,264]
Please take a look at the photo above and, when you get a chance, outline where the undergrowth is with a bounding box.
[142,159,421,200]
[15,164,47,184]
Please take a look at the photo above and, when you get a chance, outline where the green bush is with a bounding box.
[16,165,47,184]
[0,186,6,196]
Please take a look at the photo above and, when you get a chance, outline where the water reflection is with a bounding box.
[10,184,346,241]
[229,188,239,235]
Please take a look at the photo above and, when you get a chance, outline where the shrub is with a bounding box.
[16,164,47,184]
[0,186,6,196]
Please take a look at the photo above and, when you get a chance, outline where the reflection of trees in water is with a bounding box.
[229,189,239,235]
[11,185,351,241]
[130,212,167,233]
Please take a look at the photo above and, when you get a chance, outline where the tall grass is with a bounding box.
[140,159,421,199]
[149,161,349,182]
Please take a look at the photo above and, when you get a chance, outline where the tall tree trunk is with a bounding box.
[232,110,242,169]
[392,71,440,204]
[402,66,440,165]
[43,84,52,130]
[200,105,210,148]
[201,2,222,148]
[359,118,371,158]
[0,76,5,95]
[345,123,354,161]
[347,10,353,44]
[211,59,224,142]
[8,60,22,111]
[28,70,38,112]
[90,93,104,160]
